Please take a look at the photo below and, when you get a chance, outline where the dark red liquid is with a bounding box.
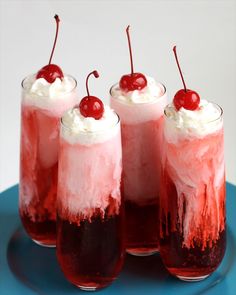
[57,209,125,290]
[19,162,58,246]
[160,170,226,279]
[125,200,159,255]
[160,229,226,279]
[20,211,56,246]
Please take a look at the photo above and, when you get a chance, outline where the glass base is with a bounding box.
[126,248,158,257]
[32,239,56,248]
[176,274,210,282]
[76,285,98,291]
[75,282,112,291]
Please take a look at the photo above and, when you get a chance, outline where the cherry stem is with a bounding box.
[86,70,99,97]
[173,46,187,92]
[126,25,134,75]
[48,15,60,65]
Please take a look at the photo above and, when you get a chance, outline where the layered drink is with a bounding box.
[159,46,226,281]
[19,15,78,246]
[160,100,226,281]
[110,26,167,256]
[20,74,77,246]
[111,78,167,256]
[57,71,125,290]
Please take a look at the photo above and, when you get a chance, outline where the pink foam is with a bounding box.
[121,117,164,204]
[57,132,122,224]
[20,94,77,221]
[161,128,225,249]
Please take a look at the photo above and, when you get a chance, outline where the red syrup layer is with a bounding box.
[19,105,59,245]
[160,172,226,277]
[57,197,125,289]
[160,128,226,277]
[125,199,159,255]
[160,230,226,278]
[20,212,56,246]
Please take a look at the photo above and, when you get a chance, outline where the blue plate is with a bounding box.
[0,183,235,295]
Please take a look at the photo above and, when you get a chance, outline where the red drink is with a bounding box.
[57,202,124,290]
[19,75,77,246]
[57,106,124,290]
[110,80,167,256]
[160,102,226,281]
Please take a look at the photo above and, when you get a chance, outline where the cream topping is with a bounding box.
[164,99,223,142]
[111,75,164,104]
[61,105,120,145]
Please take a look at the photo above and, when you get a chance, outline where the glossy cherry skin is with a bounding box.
[36,64,64,83]
[79,96,104,120]
[173,89,200,111]
[119,72,147,92]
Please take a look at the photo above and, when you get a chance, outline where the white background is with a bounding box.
[0,0,235,192]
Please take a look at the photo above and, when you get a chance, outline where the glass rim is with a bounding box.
[61,107,120,134]
[109,81,167,105]
[21,73,78,94]
[164,101,223,124]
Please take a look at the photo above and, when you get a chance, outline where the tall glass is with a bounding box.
[57,109,124,290]
[159,103,226,281]
[19,74,77,247]
[110,84,167,256]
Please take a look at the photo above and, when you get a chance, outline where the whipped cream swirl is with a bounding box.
[61,105,120,145]
[111,75,165,103]
[22,74,77,115]
[164,99,223,142]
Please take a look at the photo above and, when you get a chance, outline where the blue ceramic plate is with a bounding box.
[0,183,235,295]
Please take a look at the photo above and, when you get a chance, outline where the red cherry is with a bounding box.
[172,46,200,111]
[36,15,64,83]
[36,64,63,83]
[119,72,147,91]
[79,70,104,120]
[119,26,147,92]
[79,96,104,120]
[173,89,200,111]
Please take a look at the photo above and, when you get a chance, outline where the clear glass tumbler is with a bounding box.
[110,83,167,256]
[159,103,226,281]
[57,108,125,290]
[19,74,77,247]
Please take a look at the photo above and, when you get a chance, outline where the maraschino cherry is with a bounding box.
[79,70,104,120]
[36,15,64,83]
[173,46,200,111]
[119,26,147,92]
